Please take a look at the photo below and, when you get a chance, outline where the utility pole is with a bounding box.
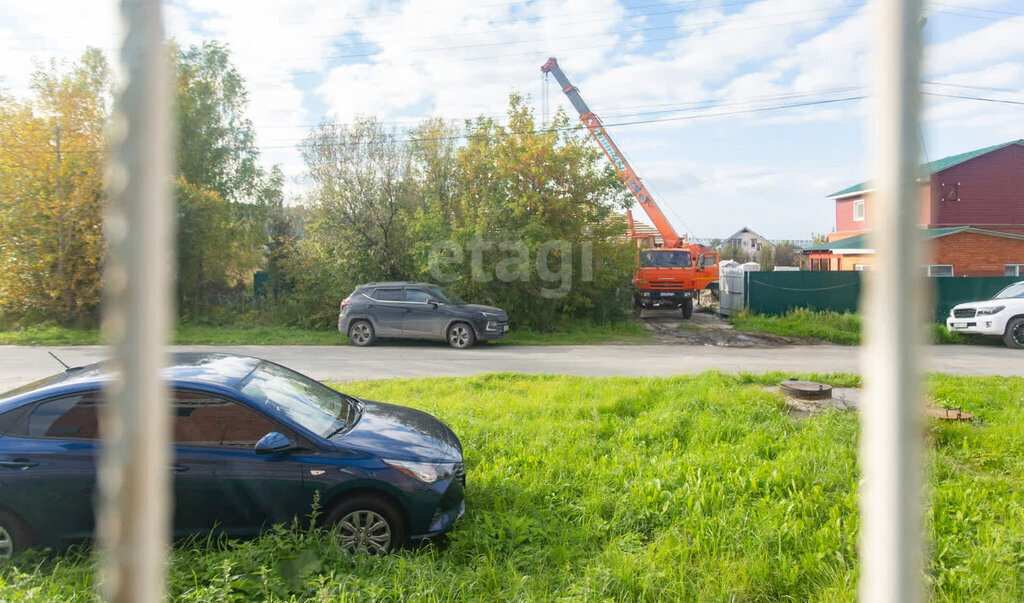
[55,125,64,289]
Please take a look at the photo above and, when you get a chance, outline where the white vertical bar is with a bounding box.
[860,0,925,602]
[100,0,173,601]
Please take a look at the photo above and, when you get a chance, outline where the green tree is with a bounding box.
[173,42,265,317]
[757,244,775,271]
[773,241,798,267]
[301,116,418,279]
[0,49,110,326]
[433,95,633,328]
[175,41,259,204]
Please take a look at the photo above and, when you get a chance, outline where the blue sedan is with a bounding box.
[0,353,466,557]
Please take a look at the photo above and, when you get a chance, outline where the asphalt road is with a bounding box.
[1,342,1019,391]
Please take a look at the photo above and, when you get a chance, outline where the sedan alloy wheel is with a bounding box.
[336,509,393,554]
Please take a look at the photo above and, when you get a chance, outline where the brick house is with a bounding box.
[806,139,1024,276]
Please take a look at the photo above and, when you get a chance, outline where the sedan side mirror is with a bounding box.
[255,431,295,454]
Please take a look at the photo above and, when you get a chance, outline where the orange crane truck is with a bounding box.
[541,57,718,318]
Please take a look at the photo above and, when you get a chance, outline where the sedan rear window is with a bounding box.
[27,392,101,440]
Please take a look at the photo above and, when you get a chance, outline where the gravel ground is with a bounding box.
[640,307,806,347]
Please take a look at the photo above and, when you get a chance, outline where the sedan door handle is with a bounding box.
[0,459,38,469]
[171,464,189,473]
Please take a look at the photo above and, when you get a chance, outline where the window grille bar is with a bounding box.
[99,0,174,601]
[860,0,925,601]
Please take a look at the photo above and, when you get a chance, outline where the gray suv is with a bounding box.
[339,282,509,348]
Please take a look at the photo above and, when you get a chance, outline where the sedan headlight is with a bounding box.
[383,459,462,484]
[977,306,1005,316]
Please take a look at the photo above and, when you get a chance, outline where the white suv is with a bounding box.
[946,281,1024,349]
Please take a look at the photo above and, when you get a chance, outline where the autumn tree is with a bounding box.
[0,49,110,326]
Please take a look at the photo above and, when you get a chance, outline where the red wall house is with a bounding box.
[928,143,1024,235]
[808,140,1024,273]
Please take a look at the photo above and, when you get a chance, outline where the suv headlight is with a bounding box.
[977,306,1005,316]
[383,459,462,484]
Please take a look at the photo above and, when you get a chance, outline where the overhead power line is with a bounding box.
[4,90,1021,156]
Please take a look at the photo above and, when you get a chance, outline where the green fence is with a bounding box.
[744,271,861,316]
[743,272,1020,322]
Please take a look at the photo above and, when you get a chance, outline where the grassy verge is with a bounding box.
[0,320,652,346]
[3,372,1021,601]
[497,319,652,345]
[729,309,976,345]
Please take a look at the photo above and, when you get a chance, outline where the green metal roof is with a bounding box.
[803,227,971,251]
[826,139,1024,198]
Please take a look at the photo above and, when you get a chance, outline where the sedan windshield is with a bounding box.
[640,250,692,268]
[993,282,1024,299]
[240,362,356,438]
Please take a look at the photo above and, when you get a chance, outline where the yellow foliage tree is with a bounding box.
[0,49,109,326]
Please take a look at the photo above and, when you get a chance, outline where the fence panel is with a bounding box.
[744,271,862,315]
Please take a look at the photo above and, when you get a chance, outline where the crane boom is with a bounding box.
[541,57,683,248]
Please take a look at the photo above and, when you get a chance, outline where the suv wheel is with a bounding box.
[348,320,376,347]
[447,322,476,349]
[1004,317,1024,349]
[325,494,406,555]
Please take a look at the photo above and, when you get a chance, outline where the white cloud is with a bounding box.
[927,15,1024,74]
[1,0,1020,234]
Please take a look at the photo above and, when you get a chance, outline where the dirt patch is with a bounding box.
[641,307,810,347]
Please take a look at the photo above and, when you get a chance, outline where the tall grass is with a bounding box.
[730,309,975,345]
[1,372,1021,600]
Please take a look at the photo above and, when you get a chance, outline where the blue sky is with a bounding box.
[1,0,1021,239]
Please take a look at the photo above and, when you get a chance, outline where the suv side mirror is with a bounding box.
[255,431,294,454]
[429,299,444,308]
[697,254,706,269]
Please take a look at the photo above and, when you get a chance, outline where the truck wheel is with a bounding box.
[1004,317,1024,349]
[681,298,693,319]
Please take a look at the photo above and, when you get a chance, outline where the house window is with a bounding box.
[925,265,953,277]
[853,199,865,222]
[1006,264,1024,277]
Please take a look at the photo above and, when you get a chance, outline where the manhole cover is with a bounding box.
[779,379,832,400]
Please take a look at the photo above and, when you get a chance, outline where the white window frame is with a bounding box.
[1005,264,1024,277]
[925,264,953,277]
[853,198,866,222]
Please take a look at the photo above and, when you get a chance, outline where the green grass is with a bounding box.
[0,325,101,346]
[497,319,652,345]
[730,309,862,344]
[730,309,980,346]
[2,372,1022,601]
[0,320,651,347]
